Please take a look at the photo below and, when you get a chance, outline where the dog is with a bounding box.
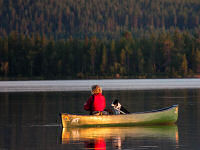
[111,99,130,114]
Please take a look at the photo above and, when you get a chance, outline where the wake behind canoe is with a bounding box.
[61,105,178,127]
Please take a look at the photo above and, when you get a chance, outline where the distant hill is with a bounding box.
[1,0,200,39]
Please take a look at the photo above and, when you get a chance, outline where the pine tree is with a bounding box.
[194,49,200,73]
[180,54,188,77]
[89,42,96,74]
[100,45,107,74]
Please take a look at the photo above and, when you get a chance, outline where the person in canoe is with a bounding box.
[84,85,108,115]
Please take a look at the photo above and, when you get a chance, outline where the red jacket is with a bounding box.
[84,93,106,111]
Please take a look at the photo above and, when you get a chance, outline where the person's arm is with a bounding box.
[103,96,106,110]
[84,96,93,111]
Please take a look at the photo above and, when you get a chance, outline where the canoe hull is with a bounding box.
[61,105,178,127]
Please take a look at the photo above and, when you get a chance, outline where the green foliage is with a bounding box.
[181,54,188,77]
[100,45,107,74]
[1,0,200,39]
[0,30,200,79]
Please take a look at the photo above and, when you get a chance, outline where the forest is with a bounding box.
[1,0,200,79]
[0,30,200,79]
[1,0,200,39]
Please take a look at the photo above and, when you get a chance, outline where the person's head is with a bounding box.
[91,85,102,94]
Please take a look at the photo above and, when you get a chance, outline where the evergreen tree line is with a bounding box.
[1,0,200,39]
[1,30,200,79]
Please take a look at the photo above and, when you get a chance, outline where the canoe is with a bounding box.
[61,104,178,127]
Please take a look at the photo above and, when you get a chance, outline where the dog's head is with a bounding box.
[111,99,121,109]
[112,99,119,106]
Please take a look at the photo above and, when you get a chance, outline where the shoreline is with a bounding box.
[0,78,200,92]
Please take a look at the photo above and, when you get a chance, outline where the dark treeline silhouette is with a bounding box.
[1,0,200,39]
[1,30,200,79]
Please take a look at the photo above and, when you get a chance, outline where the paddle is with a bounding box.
[114,107,126,114]
[111,103,126,114]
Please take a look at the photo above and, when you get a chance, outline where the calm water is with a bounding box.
[0,80,200,150]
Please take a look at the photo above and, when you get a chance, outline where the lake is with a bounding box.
[0,79,200,150]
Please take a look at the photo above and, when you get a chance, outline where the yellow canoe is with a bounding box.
[61,105,178,127]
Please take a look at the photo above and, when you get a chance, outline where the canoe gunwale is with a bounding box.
[62,104,178,116]
[133,104,178,114]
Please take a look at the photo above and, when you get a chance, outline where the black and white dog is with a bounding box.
[111,99,130,114]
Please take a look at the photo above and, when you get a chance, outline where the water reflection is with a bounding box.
[62,125,178,149]
[1,89,200,149]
